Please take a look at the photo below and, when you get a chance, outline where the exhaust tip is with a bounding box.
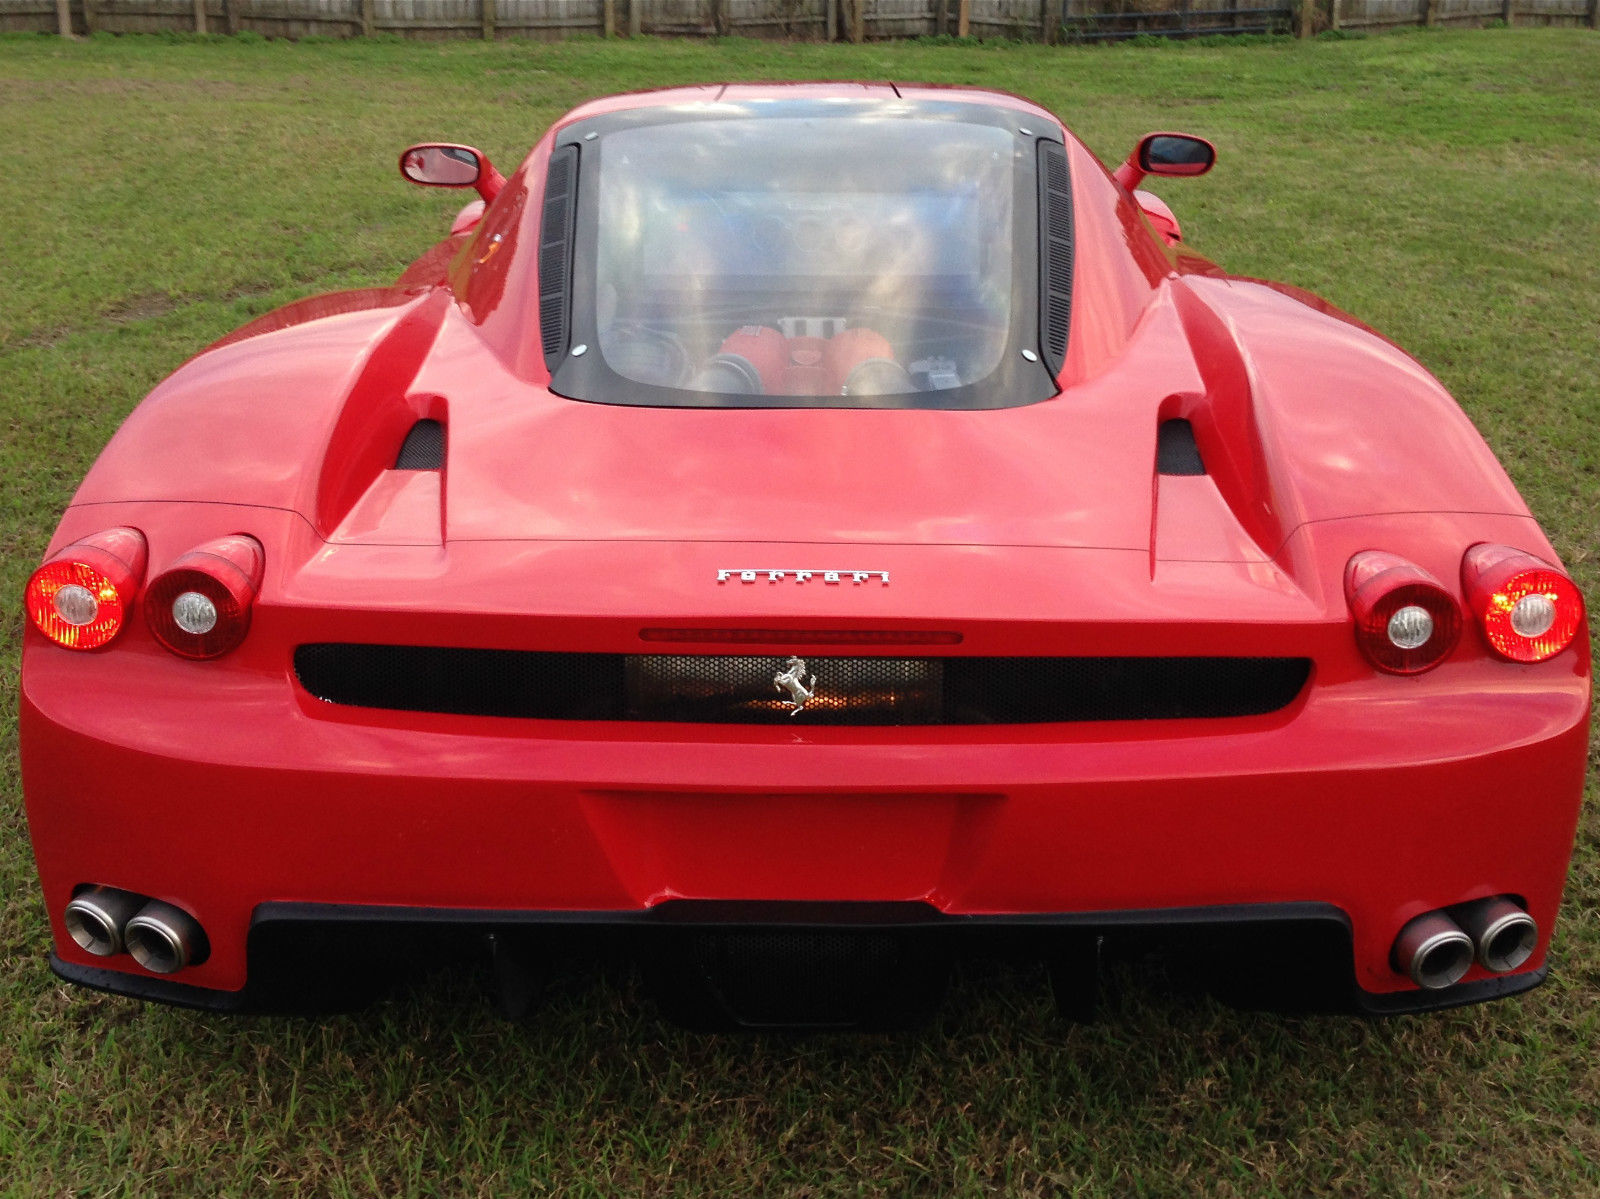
[1456,897,1538,974]
[125,900,208,974]
[1392,911,1473,991]
[63,887,146,958]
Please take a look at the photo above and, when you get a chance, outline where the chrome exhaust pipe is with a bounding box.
[125,900,208,974]
[1455,896,1538,974]
[1392,910,1474,990]
[63,887,146,957]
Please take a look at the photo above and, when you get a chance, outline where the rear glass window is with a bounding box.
[592,117,1016,402]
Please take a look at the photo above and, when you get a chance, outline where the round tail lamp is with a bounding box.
[144,535,265,659]
[1345,551,1462,675]
[1461,543,1584,663]
[24,527,148,651]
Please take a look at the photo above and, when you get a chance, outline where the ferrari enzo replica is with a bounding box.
[22,84,1590,1029]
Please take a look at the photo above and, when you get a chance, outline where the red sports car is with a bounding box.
[21,84,1589,1029]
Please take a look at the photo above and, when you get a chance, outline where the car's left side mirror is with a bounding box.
[399,143,505,203]
[1112,133,1216,192]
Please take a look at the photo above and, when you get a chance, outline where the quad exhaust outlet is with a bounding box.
[1392,910,1474,990]
[125,901,208,974]
[1392,897,1537,990]
[63,886,146,957]
[1455,896,1538,975]
[61,886,207,974]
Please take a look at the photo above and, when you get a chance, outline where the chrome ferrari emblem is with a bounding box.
[773,656,818,716]
[718,569,889,585]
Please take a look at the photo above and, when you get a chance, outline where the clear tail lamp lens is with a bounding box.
[24,528,148,651]
[144,535,265,660]
[1345,551,1462,675]
[1462,543,1585,663]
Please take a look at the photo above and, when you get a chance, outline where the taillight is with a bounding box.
[1462,543,1584,663]
[1345,551,1462,675]
[144,535,265,659]
[24,527,148,651]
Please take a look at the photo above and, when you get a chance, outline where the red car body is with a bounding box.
[21,83,1589,1025]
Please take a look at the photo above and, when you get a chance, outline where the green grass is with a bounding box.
[2,26,1599,1198]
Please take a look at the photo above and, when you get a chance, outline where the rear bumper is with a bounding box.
[48,900,1550,1017]
[21,635,1590,1013]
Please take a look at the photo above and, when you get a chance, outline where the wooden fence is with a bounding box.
[5,0,1594,41]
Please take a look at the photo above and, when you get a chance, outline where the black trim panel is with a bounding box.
[51,954,255,1012]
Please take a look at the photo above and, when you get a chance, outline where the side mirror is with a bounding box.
[399,143,505,202]
[1113,133,1216,191]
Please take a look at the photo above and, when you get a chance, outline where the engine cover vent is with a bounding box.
[1037,140,1074,375]
[538,144,579,364]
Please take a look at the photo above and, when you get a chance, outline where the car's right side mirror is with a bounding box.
[1113,133,1216,191]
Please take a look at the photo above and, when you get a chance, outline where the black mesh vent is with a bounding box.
[295,644,625,721]
[1157,418,1205,476]
[538,144,578,364]
[294,645,1310,726]
[1037,140,1074,374]
[395,419,444,470]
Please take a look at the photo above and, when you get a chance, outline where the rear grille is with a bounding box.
[294,645,1310,726]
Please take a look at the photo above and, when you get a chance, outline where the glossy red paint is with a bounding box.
[20,84,1590,1014]
[1133,190,1183,245]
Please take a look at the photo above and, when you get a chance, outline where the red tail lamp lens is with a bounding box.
[1345,551,1462,675]
[1462,543,1585,663]
[24,527,148,651]
[144,535,265,660]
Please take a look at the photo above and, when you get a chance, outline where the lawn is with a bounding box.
[2,25,1598,1198]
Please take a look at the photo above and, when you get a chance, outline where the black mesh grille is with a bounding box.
[538,145,578,363]
[394,419,444,470]
[1037,140,1074,373]
[294,645,1310,726]
[1157,418,1205,476]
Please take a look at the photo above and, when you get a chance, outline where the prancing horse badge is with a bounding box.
[773,656,818,716]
